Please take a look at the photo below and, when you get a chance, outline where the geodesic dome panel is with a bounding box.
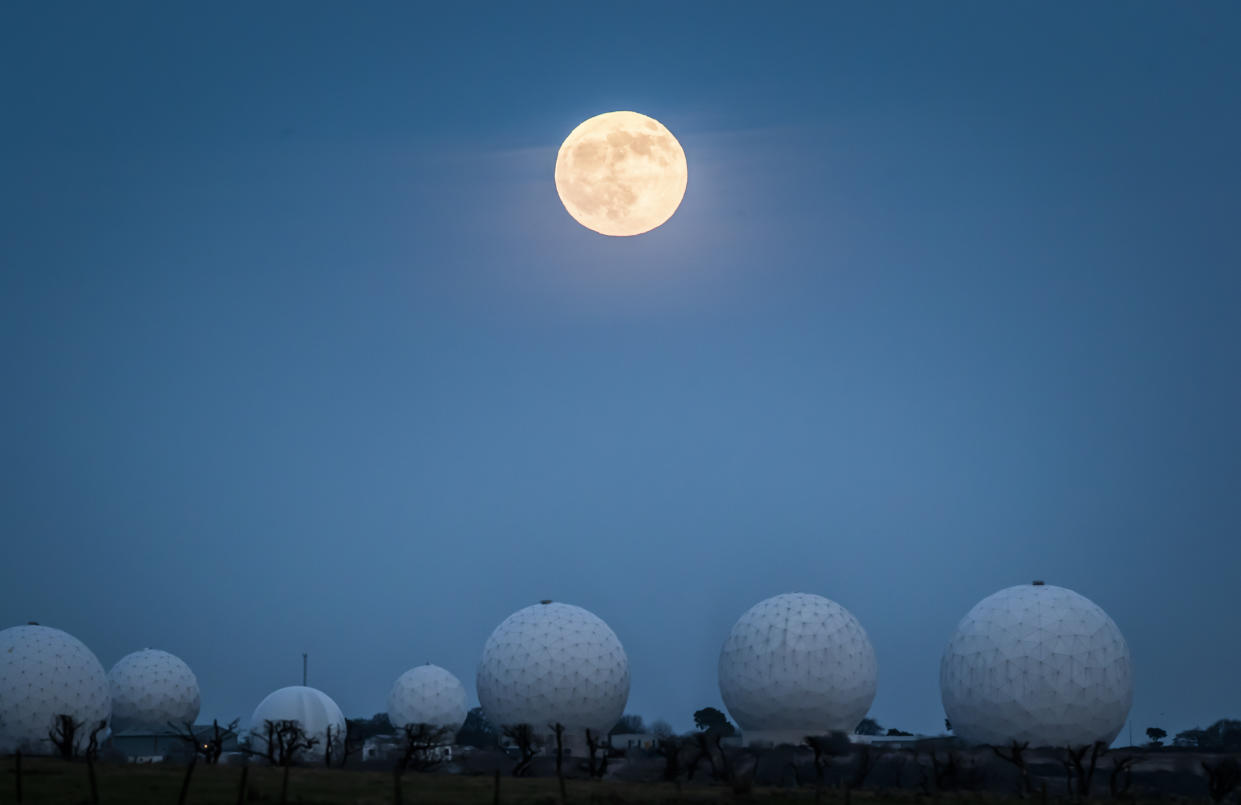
[718,593,878,734]
[0,624,111,755]
[387,664,468,732]
[940,583,1133,748]
[249,686,346,760]
[476,601,629,736]
[109,649,201,732]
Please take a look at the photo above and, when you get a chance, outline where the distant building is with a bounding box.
[496,726,607,758]
[111,730,182,763]
[363,733,455,764]
[111,725,238,763]
[363,734,402,762]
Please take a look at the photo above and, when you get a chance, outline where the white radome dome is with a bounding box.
[387,664,468,733]
[109,649,201,732]
[940,582,1133,748]
[0,624,111,754]
[718,593,878,739]
[477,601,629,737]
[249,686,346,760]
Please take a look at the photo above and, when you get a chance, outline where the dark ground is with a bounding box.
[3,747,1237,805]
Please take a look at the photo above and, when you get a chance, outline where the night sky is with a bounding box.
[3,2,1238,740]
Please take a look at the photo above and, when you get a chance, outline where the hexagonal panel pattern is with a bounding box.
[477,601,629,735]
[718,593,878,735]
[387,664,468,732]
[940,583,1133,748]
[109,648,201,732]
[249,686,346,760]
[0,624,111,754]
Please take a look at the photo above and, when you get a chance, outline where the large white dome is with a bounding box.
[718,593,878,738]
[387,664,468,733]
[249,686,346,761]
[940,582,1133,748]
[0,624,111,755]
[477,601,629,737]
[109,649,201,732]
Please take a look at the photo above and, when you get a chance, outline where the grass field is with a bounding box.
[5,755,1208,805]
[0,757,909,805]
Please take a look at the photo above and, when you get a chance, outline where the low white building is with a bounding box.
[112,724,239,763]
[364,733,454,764]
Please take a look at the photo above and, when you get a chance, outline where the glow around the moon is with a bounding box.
[554,111,688,237]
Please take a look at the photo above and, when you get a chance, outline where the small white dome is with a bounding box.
[940,583,1133,747]
[477,601,629,737]
[109,649,201,732]
[0,624,111,755]
[249,686,346,761]
[718,593,878,736]
[387,664,468,733]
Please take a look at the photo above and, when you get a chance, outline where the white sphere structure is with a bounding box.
[940,582,1133,748]
[718,593,878,743]
[477,601,629,738]
[388,664,468,733]
[109,649,201,732]
[249,686,346,761]
[0,624,111,754]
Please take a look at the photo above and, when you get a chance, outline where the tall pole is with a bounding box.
[302,653,307,686]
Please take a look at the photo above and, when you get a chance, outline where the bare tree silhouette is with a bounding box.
[805,734,850,803]
[584,728,610,778]
[248,720,320,767]
[48,714,80,760]
[991,740,1035,795]
[82,721,106,762]
[169,718,240,765]
[1108,754,1142,799]
[501,724,539,777]
[397,723,454,772]
[549,722,567,802]
[336,721,363,767]
[844,744,880,805]
[926,749,981,793]
[686,730,723,781]
[1063,741,1107,799]
[323,723,337,767]
[1202,758,1241,803]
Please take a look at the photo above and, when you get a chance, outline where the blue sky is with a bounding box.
[2,2,1239,738]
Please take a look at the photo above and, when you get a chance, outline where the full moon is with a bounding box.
[554,111,688,237]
